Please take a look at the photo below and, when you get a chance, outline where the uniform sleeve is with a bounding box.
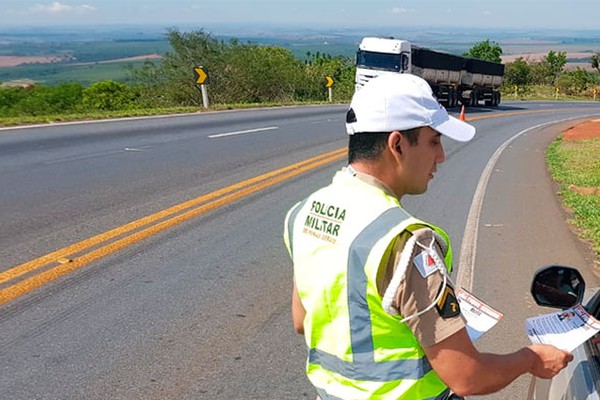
[387,227,466,347]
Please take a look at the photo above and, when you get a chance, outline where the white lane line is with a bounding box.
[457,114,600,292]
[208,126,279,138]
[43,149,125,164]
[43,146,154,164]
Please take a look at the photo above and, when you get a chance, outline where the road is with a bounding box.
[1,102,599,399]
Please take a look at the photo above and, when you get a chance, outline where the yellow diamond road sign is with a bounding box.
[325,76,334,88]
[194,67,208,84]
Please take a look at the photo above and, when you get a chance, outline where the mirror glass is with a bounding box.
[531,265,585,309]
[401,54,409,71]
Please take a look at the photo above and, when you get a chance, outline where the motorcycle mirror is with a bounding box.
[531,265,585,309]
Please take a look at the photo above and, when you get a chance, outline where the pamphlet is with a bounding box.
[525,304,600,352]
[456,288,504,342]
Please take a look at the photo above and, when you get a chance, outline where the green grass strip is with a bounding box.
[547,136,600,256]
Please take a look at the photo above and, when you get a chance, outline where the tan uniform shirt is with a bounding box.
[352,170,466,347]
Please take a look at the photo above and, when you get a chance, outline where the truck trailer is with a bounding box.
[355,37,505,107]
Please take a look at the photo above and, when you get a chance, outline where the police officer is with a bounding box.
[283,74,572,400]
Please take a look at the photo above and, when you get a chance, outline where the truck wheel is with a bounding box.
[489,92,498,107]
[469,92,477,107]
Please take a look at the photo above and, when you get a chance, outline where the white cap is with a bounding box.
[346,74,475,142]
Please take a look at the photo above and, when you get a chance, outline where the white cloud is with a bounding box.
[482,10,492,16]
[29,2,96,14]
[392,7,409,14]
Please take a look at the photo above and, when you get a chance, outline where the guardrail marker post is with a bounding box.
[201,84,209,108]
[194,66,210,109]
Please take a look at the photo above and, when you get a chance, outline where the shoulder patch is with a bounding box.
[436,284,461,319]
[413,251,438,278]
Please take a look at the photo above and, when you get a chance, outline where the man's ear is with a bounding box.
[389,131,403,157]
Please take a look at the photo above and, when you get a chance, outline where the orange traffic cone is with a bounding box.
[459,105,466,121]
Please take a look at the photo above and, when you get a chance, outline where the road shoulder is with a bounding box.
[470,118,600,400]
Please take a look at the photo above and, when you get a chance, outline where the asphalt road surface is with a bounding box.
[1,101,599,399]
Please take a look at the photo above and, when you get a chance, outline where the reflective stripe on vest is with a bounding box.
[285,199,306,261]
[316,387,449,400]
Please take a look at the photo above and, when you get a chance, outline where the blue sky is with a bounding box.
[1,0,599,30]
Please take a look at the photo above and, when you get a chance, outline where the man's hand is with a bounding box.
[425,329,573,396]
[526,344,573,379]
[292,281,306,334]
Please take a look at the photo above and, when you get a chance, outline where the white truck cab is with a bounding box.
[355,37,411,90]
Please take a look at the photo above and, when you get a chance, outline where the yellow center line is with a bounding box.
[0,148,346,305]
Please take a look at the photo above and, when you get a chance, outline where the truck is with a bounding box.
[355,37,505,107]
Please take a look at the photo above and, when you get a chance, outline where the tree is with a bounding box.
[223,43,303,103]
[300,52,355,101]
[503,58,531,88]
[130,28,228,107]
[542,51,567,85]
[591,53,600,73]
[464,39,503,63]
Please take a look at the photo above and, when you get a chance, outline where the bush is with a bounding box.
[81,81,139,111]
[0,82,84,117]
[557,68,594,95]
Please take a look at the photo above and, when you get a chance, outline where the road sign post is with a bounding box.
[325,76,334,102]
[194,66,210,108]
[594,88,597,101]
[200,85,209,109]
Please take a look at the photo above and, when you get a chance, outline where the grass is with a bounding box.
[0,100,334,127]
[547,137,600,258]
[502,85,600,102]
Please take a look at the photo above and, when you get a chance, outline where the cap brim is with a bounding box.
[432,115,476,142]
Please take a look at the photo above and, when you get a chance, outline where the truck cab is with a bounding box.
[355,37,411,91]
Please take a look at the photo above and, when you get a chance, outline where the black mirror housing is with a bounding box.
[531,265,585,309]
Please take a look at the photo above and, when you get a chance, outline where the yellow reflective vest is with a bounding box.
[284,170,453,400]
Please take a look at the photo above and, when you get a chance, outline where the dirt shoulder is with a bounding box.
[563,118,600,141]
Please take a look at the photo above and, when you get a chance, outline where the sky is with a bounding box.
[1,0,599,31]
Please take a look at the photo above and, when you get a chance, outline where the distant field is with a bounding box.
[0,40,170,86]
[0,39,171,63]
[0,38,169,85]
[0,54,162,68]
[502,52,594,63]
[501,51,597,71]
[0,56,65,67]
[0,59,153,86]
